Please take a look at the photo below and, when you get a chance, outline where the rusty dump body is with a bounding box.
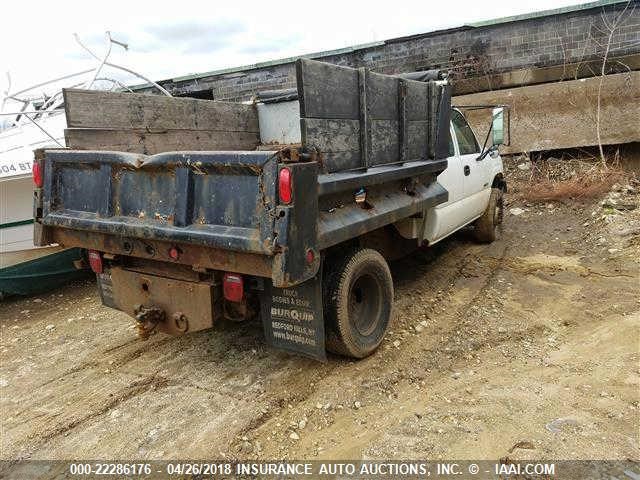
[34,58,452,359]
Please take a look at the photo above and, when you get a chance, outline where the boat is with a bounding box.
[0,32,171,298]
[0,109,88,298]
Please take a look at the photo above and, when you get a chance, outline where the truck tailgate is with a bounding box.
[41,150,278,255]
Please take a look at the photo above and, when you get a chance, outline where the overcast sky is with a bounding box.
[1,0,587,97]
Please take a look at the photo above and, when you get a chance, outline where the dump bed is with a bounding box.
[35,59,452,288]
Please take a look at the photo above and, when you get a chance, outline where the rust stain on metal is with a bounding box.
[134,304,164,339]
[53,229,273,277]
[111,267,217,336]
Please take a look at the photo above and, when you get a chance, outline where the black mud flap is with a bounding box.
[261,267,326,361]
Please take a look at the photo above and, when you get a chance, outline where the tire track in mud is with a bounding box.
[7,342,168,424]
[5,334,203,458]
[106,337,175,368]
[96,319,343,456]
[12,373,169,460]
[224,355,344,455]
[23,318,337,458]
[21,336,174,393]
[371,242,510,378]
[102,337,145,354]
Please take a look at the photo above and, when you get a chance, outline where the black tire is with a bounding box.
[323,248,393,358]
[474,187,504,243]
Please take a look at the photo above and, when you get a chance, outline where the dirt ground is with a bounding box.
[1,163,639,462]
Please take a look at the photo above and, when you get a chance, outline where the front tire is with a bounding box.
[474,187,504,243]
[323,248,393,358]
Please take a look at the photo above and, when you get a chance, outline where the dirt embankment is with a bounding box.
[1,162,638,461]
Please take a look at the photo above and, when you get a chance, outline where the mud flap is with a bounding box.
[261,267,326,361]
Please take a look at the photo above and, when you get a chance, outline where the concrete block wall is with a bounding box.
[150,2,640,102]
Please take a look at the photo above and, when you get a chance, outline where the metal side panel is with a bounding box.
[297,58,451,173]
[272,161,320,287]
[317,181,448,250]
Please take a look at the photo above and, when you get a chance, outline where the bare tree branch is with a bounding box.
[596,0,632,168]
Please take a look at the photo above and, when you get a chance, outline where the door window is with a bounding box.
[448,128,455,157]
[451,110,480,155]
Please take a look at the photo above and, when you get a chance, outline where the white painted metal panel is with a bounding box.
[257,100,301,145]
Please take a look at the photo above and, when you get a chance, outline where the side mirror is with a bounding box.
[492,107,505,146]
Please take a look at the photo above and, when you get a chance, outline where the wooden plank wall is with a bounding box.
[63,89,260,154]
[454,71,640,155]
[297,59,445,173]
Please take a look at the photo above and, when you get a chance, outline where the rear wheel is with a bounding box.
[474,187,504,243]
[323,248,393,358]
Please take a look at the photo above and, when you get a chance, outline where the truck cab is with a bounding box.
[422,108,505,245]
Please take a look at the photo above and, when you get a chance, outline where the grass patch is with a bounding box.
[508,154,628,203]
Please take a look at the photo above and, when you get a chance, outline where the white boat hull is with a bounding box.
[0,168,63,269]
[0,245,64,269]
[0,112,66,269]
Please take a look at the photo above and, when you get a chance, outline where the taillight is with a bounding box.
[88,250,103,274]
[306,249,315,264]
[223,273,244,302]
[278,167,292,204]
[32,161,43,188]
[168,246,180,260]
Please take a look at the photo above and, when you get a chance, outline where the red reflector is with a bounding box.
[223,273,244,302]
[168,246,180,260]
[88,250,103,274]
[278,167,292,204]
[306,249,315,264]
[32,162,43,188]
